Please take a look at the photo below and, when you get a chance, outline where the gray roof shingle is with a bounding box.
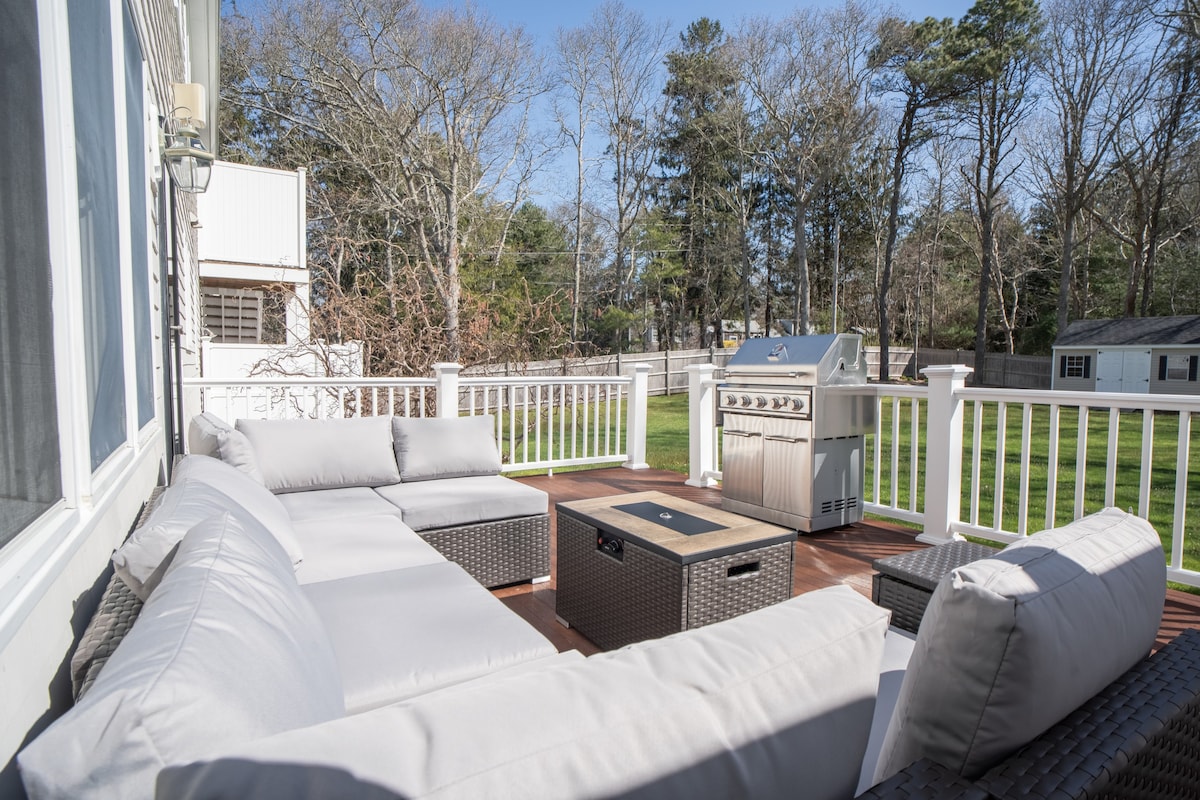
[1055,315,1200,347]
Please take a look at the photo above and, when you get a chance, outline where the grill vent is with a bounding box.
[821,497,859,514]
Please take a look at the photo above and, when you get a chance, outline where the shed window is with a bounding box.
[1063,355,1089,379]
[1159,354,1198,382]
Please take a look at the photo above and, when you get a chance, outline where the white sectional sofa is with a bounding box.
[16,413,1195,800]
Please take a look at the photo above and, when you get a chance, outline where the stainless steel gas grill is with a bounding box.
[718,334,874,533]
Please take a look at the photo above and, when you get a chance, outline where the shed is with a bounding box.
[1051,315,1200,395]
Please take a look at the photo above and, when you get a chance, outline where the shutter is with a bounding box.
[1060,356,1067,378]
[1190,356,1198,382]
[1159,356,1168,381]
[1084,355,1091,379]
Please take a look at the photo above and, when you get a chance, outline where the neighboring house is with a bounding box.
[1052,315,1200,395]
[0,1,217,792]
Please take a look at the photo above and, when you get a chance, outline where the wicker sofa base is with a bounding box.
[419,513,551,589]
[861,627,1200,800]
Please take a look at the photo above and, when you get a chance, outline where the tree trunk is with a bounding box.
[879,101,916,382]
[794,191,812,335]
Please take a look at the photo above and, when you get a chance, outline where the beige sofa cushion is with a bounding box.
[301,561,558,713]
[237,417,401,493]
[159,586,889,800]
[19,513,343,800]
[374,475,547,531]
[392,414,502,481]
[187,412,263,482]
[291,515,445,585]
[874,508,1167,782]
[112,467,304,600]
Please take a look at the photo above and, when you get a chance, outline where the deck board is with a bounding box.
[502,467,1200,653]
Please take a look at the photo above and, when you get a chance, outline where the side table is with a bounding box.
[872,541,999,633]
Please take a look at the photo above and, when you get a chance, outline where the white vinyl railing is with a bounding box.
[184,362,650,474]
[690,363,1200,588]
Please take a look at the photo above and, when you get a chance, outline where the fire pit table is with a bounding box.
[556,491,795,650]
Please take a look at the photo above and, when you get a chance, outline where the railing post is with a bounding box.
[623,362,650,470]
[686,364,719,487]
[919,364,973,544]
[433,362,461,418]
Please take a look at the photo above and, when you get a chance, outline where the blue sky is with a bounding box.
[444,0,978,44]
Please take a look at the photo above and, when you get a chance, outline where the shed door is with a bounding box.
[1095,350,1124,392]
[1122,349,1151,393]
[1096,349,1151,393]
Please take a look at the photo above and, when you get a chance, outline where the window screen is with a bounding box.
[0,0,63,546]
[70,0,128,469]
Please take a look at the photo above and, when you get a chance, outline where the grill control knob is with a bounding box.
[740,395,753,407]
[772,396,785,409]
[725,394,738,406]
[754,395,768,408]
[791,397,806,412]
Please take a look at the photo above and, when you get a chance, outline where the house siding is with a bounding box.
[0,1,210,792]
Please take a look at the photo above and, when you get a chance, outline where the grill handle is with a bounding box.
[765,434,807,443]
[724,429,762,438]
[726,370,811,380]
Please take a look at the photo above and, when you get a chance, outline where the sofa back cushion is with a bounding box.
[392,415,502,482]
[19,512,344,800]
[237,417,401,493]
[874,508,1166,782]
[187,412,264,482]
[111,469,304,600]
[159,586,889,800]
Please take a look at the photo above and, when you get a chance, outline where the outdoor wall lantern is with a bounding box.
[163,82,213,193]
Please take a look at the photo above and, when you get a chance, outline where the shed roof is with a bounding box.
[1055,315,1200,347]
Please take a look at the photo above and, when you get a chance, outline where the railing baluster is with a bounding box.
[909,397,920,514]
[1105,408,1120,507]
[1046,404,1060,529]
[1172,411,1190,571]
[890,396,901,509]
[1075,406,1089,518]
[971,400,983,527]
[994,401,1007,532]
[1139,410,1154,519]
[872,395,882,505]
[1018,403,1032,537]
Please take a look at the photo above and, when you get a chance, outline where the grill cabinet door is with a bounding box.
[762,418,813,517]
[722,415,764,506]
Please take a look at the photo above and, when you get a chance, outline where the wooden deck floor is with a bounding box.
[500,467,1200,653]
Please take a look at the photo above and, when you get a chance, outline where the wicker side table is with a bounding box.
[556,492,795,651]
[872,540,999,633]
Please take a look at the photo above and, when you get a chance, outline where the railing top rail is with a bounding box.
[460,375,631,387]
[858,383,929,398]
[957,386,1200,411]
[184,377,435,388]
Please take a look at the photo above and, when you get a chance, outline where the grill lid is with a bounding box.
[725,334,867,386]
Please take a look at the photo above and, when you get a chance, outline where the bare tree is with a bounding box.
[232,0,545,361]
[589,1,670,320]
[738,1,877,336]
[1031,0,1149,333]
[553,26,600,348]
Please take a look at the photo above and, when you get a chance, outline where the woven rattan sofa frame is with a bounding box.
[860,626,1200,800]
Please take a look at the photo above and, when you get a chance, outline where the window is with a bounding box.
[1159,354,1197,382]
[0,0,63,546]
[70,0,128,468]
[1062,355,1090,379]
[124,3,155,429]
